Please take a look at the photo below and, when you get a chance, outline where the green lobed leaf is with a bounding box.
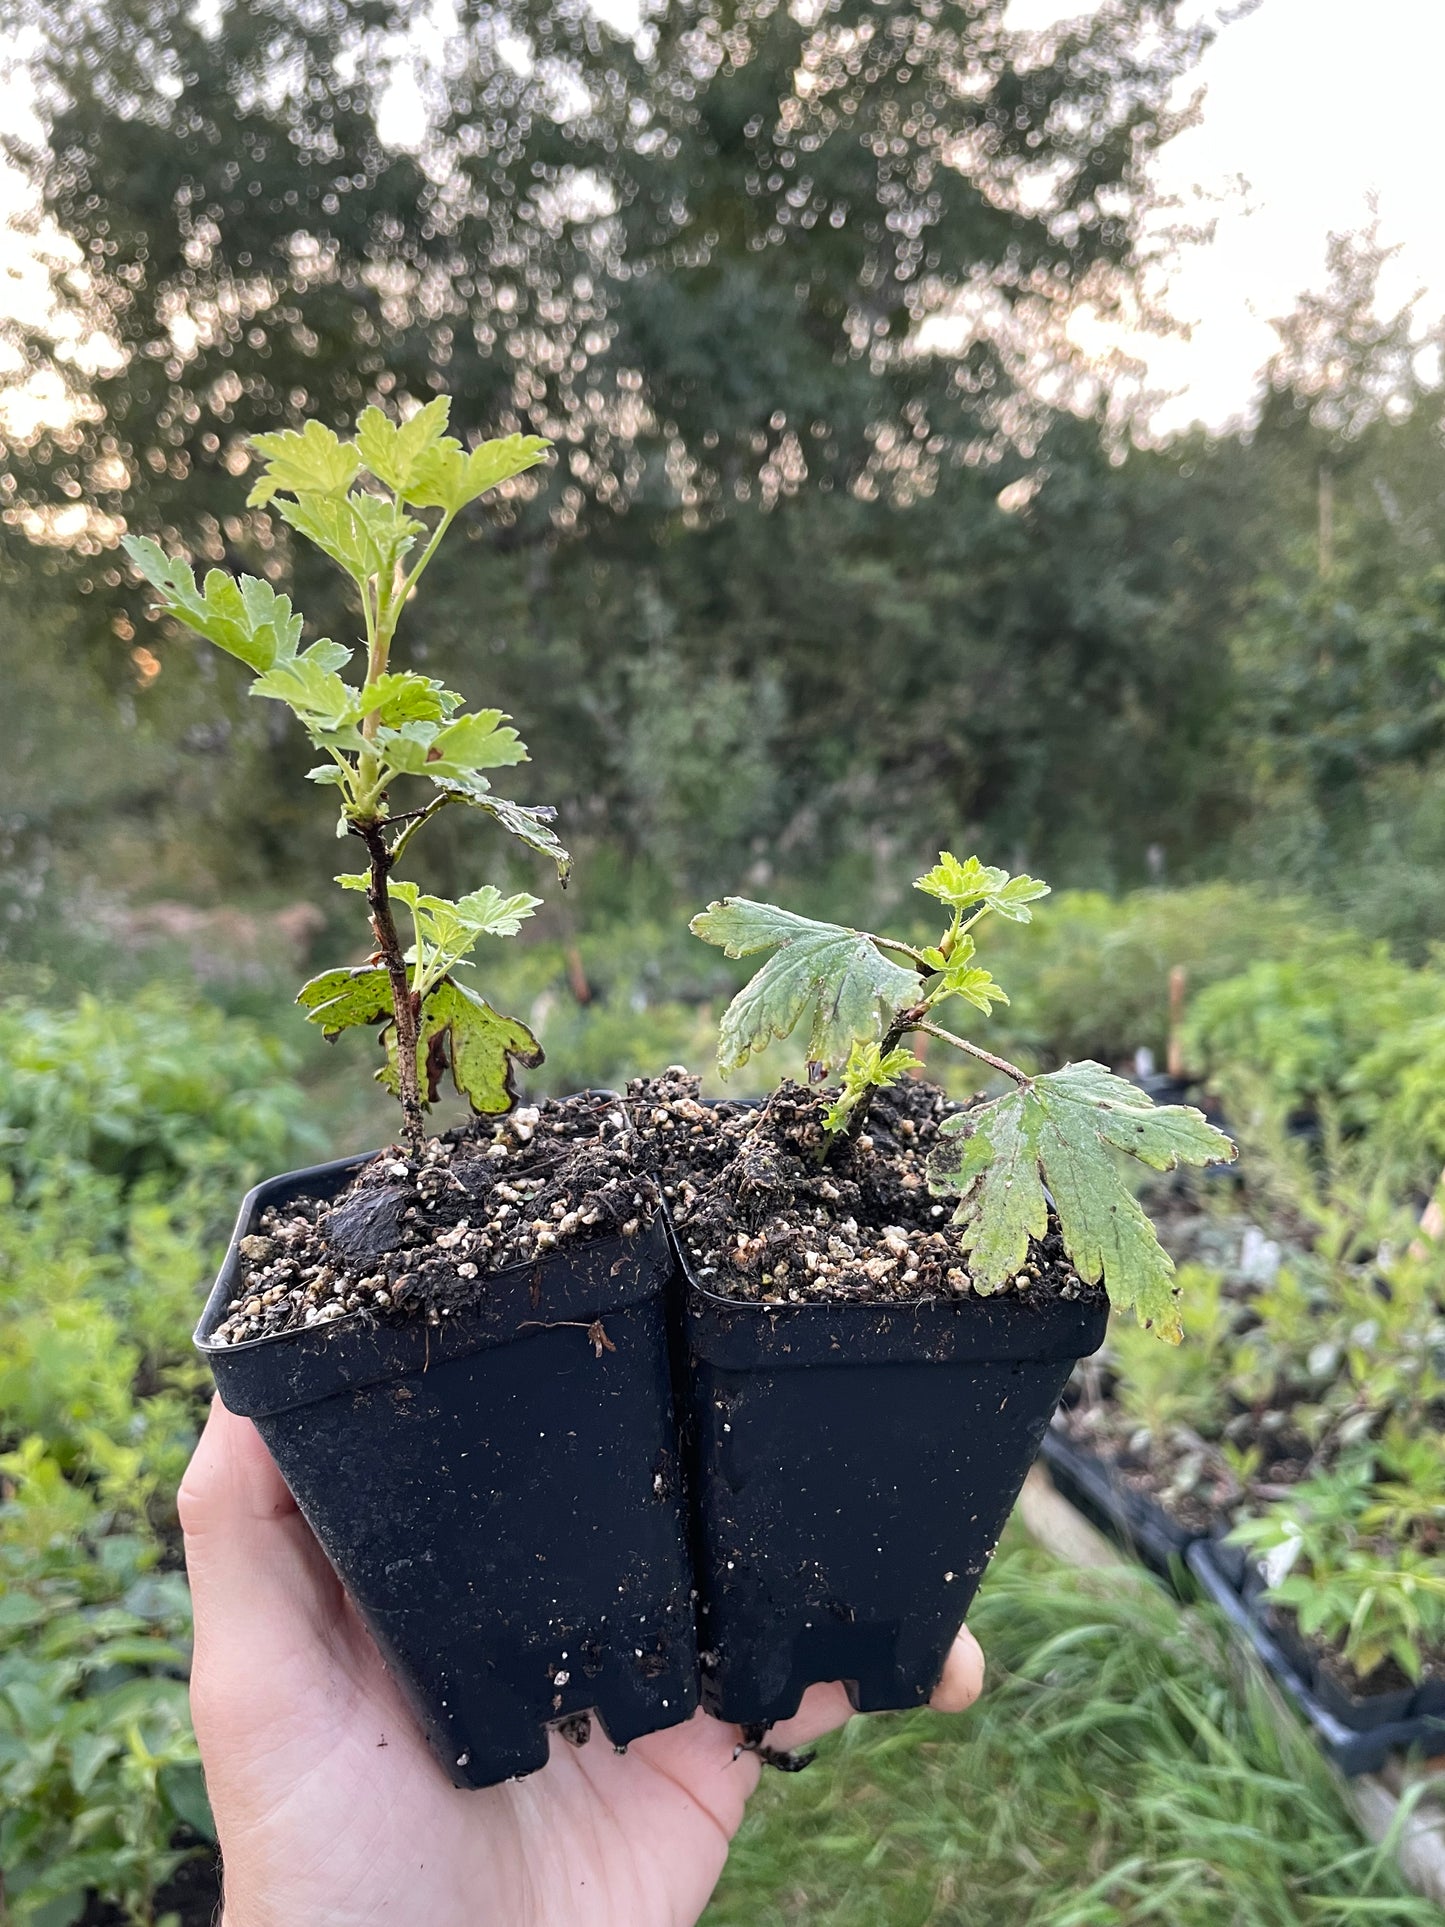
[333,876,539,973]
[822,1040,924,1133]
[1042,1061,1236,1172]
[405,887,541,979]
[934,960,1009,1014]
[295,967,392,1038]
[404,433,552,513]
[122,536,303,673]
[247,419,361,507]
[690,897,921,1074]
[914,851,1050,923]
[250,641,357,731]
[434,778,572,881]
[378,709,528,781]
[356,396,453,493]
[927,1061,1236,1340]
[357,671,460,729]
[275,492,423,585]
[425,886,541,944]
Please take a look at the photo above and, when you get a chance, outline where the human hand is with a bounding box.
[180,1397,985,1927]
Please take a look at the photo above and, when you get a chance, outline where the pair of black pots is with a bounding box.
[198,1143,1108,1790]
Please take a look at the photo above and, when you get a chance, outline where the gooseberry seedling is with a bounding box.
[691,855,1236,1340]
[124,398,567,1154]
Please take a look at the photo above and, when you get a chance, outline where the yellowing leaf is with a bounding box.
[927,1061,1236,1339]
[295,966,392,1037]
[690,897,921,1074]
[379,977,543,1113]
[247,420,361,507]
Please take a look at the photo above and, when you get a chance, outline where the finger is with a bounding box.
[179,1397,343,1669]
[928,1626,986,1712]
[762,1628,987,1751]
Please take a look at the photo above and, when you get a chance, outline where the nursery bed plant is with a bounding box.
[706,1533,1445,1927]
[1045,1108,1445,1759]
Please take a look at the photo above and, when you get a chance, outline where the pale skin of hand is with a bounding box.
[180,1397,986,1927]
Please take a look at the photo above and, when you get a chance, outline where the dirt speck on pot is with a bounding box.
[628,1069,1097,1309]
[214,1092,658,1345]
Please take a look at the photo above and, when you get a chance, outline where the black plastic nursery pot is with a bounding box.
[1039,1425,1199,1588]
[1188,1541,1445,1776]
[675,1250,1109,1729]
[196,1154,699,1790]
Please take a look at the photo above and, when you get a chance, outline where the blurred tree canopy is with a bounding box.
[4,0,1445,949]
[0,0,1224,901]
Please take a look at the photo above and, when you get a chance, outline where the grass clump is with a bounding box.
[707,1537,1441,1927]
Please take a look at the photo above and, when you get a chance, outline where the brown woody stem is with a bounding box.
[357,817,425,1155]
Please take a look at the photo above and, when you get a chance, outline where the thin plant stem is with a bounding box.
[917,1020,1032,1086]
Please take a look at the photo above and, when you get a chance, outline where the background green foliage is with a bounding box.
[0,999,317,1924]
[706,1542,1445,1927]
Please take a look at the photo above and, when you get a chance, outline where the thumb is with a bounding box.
[179,1397,344,1690]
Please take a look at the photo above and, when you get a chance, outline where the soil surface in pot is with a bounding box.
[213,1092,657,1345]
[629,1069,1100,1310]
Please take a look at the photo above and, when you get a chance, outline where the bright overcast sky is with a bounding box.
[3,0,1444,439]
[1009,0,1445,435]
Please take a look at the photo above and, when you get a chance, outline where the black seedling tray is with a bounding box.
[1040,1426,1200,1587]
[1187,1540,1445,1776]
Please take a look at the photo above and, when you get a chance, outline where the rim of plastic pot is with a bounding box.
[663,1205,1109,1370]
[197,1145,674,1420]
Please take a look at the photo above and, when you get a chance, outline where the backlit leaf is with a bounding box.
[405,433,552,512]
[275,492,422,584]
[690,897,921,1074]
[356,397,452,493]
[251,641,357,731]
[247,420,360,507]
[123,537,303,673]
[914,852,1050,922]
